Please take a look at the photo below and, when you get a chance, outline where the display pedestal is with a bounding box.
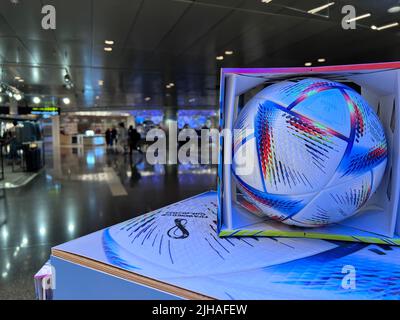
[48,192,400,300]
[51,255,188,300]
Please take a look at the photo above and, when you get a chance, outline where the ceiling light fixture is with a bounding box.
[317,58,326,63]
[261,0,272,3]
[169,83,175,87]
[216,55,224,61]
[63,69,74,89]
[98,80,104,86]
[14,76,20,80]
[225,50,234,55]
[145,97,151,101]
[1,82,24,101]
[104,40,114,45]
[18,79,24,82]
[308,2,335,15]
[378,22,399,31]
[345,13,371,23]
[305,62,312,67]
[104,47,113,52]
[62,97,71,105]
[372,22,399,31]
[388,6,400,14]
[32,96,41,104]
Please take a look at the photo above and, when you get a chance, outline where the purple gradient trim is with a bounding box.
[221,62,400,75]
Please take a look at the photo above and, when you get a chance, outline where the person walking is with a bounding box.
[105,128,112,148]
[118,122,128,154]
[128,125,142,155]
[111,127,118,150]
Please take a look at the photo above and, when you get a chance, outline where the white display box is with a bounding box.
[217,62,400,245]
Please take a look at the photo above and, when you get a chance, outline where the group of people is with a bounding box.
[104,127,118,148]
[105,123,142,155]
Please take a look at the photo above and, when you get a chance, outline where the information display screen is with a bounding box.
[18,106,60,116]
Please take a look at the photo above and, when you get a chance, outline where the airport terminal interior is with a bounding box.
[0,0,399,299]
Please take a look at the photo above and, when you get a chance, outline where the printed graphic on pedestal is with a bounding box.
[233,78,387,227]
[103,193,335,275]
[55,192,400,299]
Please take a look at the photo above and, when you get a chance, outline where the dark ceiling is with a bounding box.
[0,0,399,110]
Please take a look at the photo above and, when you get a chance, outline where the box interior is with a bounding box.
[221,67,400,240]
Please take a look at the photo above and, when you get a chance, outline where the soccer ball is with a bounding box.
[232,78,388,227]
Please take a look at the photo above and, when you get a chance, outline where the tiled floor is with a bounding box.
[0,146,216,299]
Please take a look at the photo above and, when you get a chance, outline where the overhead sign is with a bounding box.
[31,106,60,115]
[18,106,60,116]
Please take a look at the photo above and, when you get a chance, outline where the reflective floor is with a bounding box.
[0,146,216,299]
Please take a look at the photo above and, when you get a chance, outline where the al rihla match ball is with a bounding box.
[232,78,388,227]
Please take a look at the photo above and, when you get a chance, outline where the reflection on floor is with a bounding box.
[0,167,42,189]
[0,146,216,299]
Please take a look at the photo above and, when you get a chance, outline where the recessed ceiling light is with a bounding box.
[261,0,272,3]
[188,98,196,103]
[104,40,114,45]
[216,55,224,61]
[317,58,326,63]
[14,76,20,80]
[104,47,113,52]
[98,80,104,86]
[32,96,41,104]
[62,97,71,105]
[18,79,24,82]
[166,84,171,89]
[308,2,335,15]
[345,13,371,23]
[305,62,312,67]
[95,96,100,100]
[169,83,175,87]
[225,50,234,55]
[14,93,22,101]
[145,97,151,101]
[371,25,378,30]
[388,6,400,14]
